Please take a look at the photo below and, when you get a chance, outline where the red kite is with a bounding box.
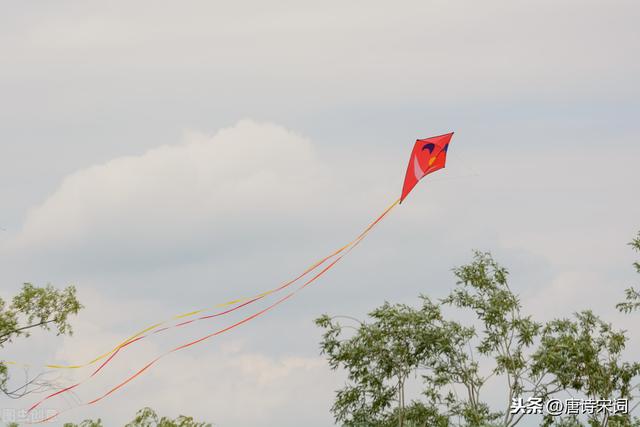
[400,132,454,203]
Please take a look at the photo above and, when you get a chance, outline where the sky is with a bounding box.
[1,1,639,426]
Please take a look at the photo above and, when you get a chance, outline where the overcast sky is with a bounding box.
[1,1,639,426]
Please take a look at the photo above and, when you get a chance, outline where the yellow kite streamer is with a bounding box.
[2,198,399,372]
[27,198,400,423]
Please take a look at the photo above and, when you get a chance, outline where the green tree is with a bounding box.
[62,406,212,427]
[316,299,454,426]
[0,285,211,427]
[318,252,542,426]
[318,248,640,427]
[532,311,640,426]
[0,283,82,397]
[617,233,640,314]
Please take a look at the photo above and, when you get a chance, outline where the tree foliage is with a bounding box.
[316,298,454,426]
[617,233,640,314]
[318,247,640,427]
[533,311,640,426]
[62,407,212,427]
[0,283,82,396]
[0,285,211,427]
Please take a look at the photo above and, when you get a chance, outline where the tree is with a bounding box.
[316,300,454,427]
[318,247,640,427]
[532,311,640,427]
[617,233,640,314]
[0,283,82,397]
[0,285,211,427]
[62,406,212,427]
[317,252,542,426]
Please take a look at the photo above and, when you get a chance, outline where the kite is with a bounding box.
[15,132,454,422]
[400,132,453,203]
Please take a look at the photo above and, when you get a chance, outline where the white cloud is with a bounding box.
[8,120,337,265]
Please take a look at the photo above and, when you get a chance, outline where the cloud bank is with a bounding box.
[9,121,339,267]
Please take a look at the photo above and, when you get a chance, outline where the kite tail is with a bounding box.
[27,198,399,421]
[6,198,395,373]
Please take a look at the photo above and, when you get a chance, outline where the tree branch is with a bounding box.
[0,319,56,343]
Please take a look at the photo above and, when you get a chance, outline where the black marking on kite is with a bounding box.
[422,143,435,153]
